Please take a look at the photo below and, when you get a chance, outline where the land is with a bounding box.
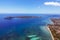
[4,16,41,20]
[48,18,60,40]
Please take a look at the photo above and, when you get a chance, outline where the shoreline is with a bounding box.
[46,26,54,40]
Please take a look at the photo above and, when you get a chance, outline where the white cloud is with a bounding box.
[44,2,60,6]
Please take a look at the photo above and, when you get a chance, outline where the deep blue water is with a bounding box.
[0,14,60,40]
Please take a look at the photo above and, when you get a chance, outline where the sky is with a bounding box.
[0,0,60,13]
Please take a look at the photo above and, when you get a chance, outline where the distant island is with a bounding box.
[4,16,41,20]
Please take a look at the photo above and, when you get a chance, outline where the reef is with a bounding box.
[0,26,42,40]
[4,16,41,20]
[48,18,60,40]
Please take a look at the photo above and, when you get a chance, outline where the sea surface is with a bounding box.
[0,14,60,40]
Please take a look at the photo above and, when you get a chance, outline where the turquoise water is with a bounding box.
[0,14,60,40]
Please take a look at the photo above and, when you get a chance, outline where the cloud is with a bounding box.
[44,2,60,6]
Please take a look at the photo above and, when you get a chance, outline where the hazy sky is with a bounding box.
[0,0,60,13]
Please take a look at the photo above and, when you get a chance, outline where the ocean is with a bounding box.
[0,14,60,40]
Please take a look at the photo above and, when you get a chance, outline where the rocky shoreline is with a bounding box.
[48,18,60,40]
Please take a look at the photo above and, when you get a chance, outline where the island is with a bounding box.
[48,18,60,40]
[4,16,41,20]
